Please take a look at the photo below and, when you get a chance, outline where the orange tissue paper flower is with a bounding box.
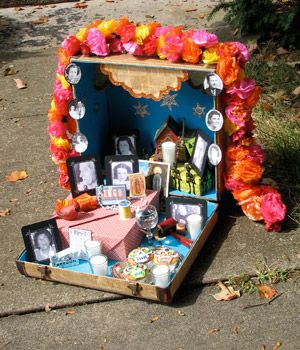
[233,184,262,202]
[57,48,70,67]
[87,19,102,30]
[226,144,250,162]
[182,37,202,64]
[229,159,263,183]
[114,17,130,35]
[239,196,263,221]
[217,56,241,86]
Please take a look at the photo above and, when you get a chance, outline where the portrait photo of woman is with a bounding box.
[112,162,132,190]
[31,229,56,262]
[74,161,98,192]
[64,63,81,85]
[72,132,88,153]
[208,144,222,166]
[114,136,136,155]
[68,100,86,120]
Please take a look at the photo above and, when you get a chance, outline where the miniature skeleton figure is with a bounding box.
[184,162,196,194]
[171,162,181,191]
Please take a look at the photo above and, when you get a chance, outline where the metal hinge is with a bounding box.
[127,282,142,296]
[37,265,51,279]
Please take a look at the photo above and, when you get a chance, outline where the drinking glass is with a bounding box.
[136,204,158,244]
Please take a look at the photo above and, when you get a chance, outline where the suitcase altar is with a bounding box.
[16,53,225,303]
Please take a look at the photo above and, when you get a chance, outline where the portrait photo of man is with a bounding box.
[205,109,224,132]
[208,144,222,166]
[203,73,223,96]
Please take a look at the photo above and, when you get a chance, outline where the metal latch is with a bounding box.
[127,282,142,296]
[37,265,51,279]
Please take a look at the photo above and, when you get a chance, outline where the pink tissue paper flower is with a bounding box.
[226,79,257,100]
[192,30,218,48]
[261,192,286,231]
[123,41,144,56]
[86,28,110,56]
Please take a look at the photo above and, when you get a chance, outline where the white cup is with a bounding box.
[161,141,176,165]
[89,254,108,276]
[84,240,101,259]
[186,214,203,241]
[151,265,170,287]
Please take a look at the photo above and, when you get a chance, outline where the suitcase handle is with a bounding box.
[127,282,142,296]
[37,265,51,279]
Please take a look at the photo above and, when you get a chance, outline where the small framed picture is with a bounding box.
[139,160,170,197]
[68,99,86,120]
[129,173,146,198]
[114,135,137,156]
[190,130,210,177]
[72,132,88,153]
[64,63,81,85]
[208,143,222,166]
[205,109,224,132]
[21,218,62,264]
[67,155,103,197]
[166,197,208,225]
[105,155,139,191]
[96,185,127,206]
[203,73,223,96]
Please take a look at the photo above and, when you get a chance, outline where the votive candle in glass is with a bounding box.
[151,265,170,287]
[89,254,108,276]
[84,240,101,259]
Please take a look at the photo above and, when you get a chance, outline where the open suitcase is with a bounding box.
[16,54,225,303]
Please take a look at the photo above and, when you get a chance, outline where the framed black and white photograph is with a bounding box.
[190,130,210,177]
[68,99,86,120]
[105,155,139,191]
[72,132,88,153]
[64,63,81,85]
[166,197,208,225]
[21,218,62,264]
[114,135,137,156]
[203,73,223,96]
[205,109,224,132]
[208,143,222,166]
[67,155,103,197]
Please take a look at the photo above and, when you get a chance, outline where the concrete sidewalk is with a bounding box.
[0,1,299,349]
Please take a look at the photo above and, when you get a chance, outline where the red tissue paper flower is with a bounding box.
[62,35,81,56]
[261,192,286,232]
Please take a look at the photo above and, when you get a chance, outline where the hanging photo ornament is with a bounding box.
[68,99,86,120]
[64,63,81,85]
[203,73,223,96]
[72,132,88,153]
[208,144,222,166]
[205,109,224,132]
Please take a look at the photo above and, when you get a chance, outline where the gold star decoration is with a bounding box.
[160,93,179,111]
[192,103,205,117]
[133,101,150,118]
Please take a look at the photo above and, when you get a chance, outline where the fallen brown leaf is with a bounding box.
[257,284,278,300]
[212,281,240,301]
[14,7,24,11]
[74,2,88,8]
[208,328,220,334]
[259,346,266,350]
[14,78,27,89]
[32,16,49,25]
[248,42,258,54]
[272,341,282,350]
[44,304,51,312]
[5,170,28,182]
[276,47,289,55]
[198,12,208,19]
[4,67,18,76]
[25,188,32,195]
[145,14,155,19]
[106,0,115,2]
[177,310,186,316]
[149,315,159,323]
[261,103,273,112]
[231,324,239,334]
[0,209,10,217]
[292,85,300,96]
[65,309,76,315]
[296,252,300,259]
[185,8,197,12]
[9,198,19,203]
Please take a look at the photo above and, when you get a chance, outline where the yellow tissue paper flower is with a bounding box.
[202,47,220,65]
[98,19,117,37]
[76,27,88,42]
[56,73,70,89]
[135,24,150,45]
[224,118,241,136]
[157,36,166,59]
[51,137,72,150]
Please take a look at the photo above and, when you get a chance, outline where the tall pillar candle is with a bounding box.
[161,141,176,165]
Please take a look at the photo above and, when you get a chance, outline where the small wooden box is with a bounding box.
[16,55,225,303]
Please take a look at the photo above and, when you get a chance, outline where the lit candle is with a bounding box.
[151,265,170,287]
[186,214,203,241]
[84,240,101,259]
[89,254,108,276]
[161,141,176,165]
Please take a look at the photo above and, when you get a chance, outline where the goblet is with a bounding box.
[136,204,158,244]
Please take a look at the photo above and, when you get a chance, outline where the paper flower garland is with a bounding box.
[48,17,286,231]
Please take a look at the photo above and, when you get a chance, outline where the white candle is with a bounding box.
[186,214,203,241]
[161,141,176,165]
[89,254,108,276]
[84,240,101,259]
[151,265,170,287]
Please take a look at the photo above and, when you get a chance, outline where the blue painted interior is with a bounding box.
[18,202,217,281]
[72,61,218,200]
